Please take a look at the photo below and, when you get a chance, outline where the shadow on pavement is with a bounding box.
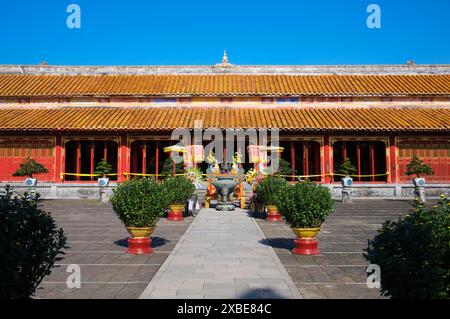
[258,238,294,250]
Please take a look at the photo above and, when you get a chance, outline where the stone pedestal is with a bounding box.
[292,238,319,255]
[127,237,152,254]
[99,187,108,202]
[414,186,426,203]
[266,206,282,222]
[167,211,184,221]
[342,186,352,203]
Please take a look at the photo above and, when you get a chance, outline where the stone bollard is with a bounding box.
[99,187,109,202]
[341,176,353,203]
[413,178,426,203]
[98,177,110,202]
[342,187,352,203]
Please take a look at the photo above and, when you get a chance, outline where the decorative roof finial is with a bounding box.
[222,50,229,64]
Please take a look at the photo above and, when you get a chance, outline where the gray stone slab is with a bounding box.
[140,208,302,299]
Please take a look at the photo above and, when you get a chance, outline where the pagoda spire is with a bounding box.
[222,50,229,64]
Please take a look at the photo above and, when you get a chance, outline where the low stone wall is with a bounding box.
[0,182,448,201]
[0,182,116,200]
[330,184,449,199]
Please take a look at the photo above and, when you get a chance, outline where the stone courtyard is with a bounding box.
[34,199,427,299]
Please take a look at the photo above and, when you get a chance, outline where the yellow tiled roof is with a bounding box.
[0,74,449,97]
[0,107,448,132]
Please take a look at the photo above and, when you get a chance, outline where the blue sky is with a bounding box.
[0,0,449,65]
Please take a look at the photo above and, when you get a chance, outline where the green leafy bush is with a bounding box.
[12,158,49,178]
[110,178,169,227]
[279,181,334,228]
[161,157,185,178]
[337,157,357,176]
[94,158,112,178]
[364,196,450,299]
[0,185,67,299]
[255,176,288,206]
[164,176,195,205]
[405,155,433,178]
[276,158,294,176]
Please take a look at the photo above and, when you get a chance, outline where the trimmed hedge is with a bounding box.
[279,181,334,228]
[365,196,450,299]
[255,176,287,206]
[110,178,169,227]
[0,185,67,299]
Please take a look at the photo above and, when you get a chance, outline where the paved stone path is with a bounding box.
[257,199,438,299]
[35,200,193,299]
[140,208,302,299]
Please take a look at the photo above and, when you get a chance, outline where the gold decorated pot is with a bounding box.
[291,227,320,239]
[266,205,278,213]
[126,227,155,238]
[169,204,186,213]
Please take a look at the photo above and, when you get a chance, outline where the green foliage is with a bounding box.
[94,158,112,177]
[276,158,294,176]
[405,155,433,178]
[12,158,49,178]
[110,178,169,227]
[0,185,67,299]
[337,157,357,176]
[255,176,288,206]
[279,181,334,228]
[161,157,185,178]
[163,176,195,205]
[364,196,450,299]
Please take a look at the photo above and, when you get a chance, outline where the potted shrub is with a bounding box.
[279,181,334,255]
[12,158,49,187]
[255,175,287,222]
[164,176,195,221]
[110,178,169,254]
[364,195,449,299]
[94,158,112,187]
[337,157,357,186]
[405,155,433,203]
[405,155,433,187]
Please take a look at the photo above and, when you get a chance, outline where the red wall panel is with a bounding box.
[0,139,54,182]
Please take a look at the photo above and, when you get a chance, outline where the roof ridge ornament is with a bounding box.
[214,50,233,70]
[222,50,229,65]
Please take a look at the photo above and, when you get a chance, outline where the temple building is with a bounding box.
[0,56,449,199]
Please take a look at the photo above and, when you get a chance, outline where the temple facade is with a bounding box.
[0,60,449,199]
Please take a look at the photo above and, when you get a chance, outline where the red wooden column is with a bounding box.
[90,141,95,180]
[118,134,130,182]
[303,142,309,178]
[76,141,81,181]
[343,142,347,160]
[389,136,397,183]
[290,142,295,181]
[155,141,159,179]
[357,142,361,182]
[142,142,147,175]
[103,141,108,161]
[54,135,62,182]
[131,142,138,173]
[370,142,375,181]
[314,142,320,178]
[323,135,331,183]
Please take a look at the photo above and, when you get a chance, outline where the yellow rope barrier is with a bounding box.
[60,171,390,180]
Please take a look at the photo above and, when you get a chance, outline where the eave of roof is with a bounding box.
[0,107,448,133]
